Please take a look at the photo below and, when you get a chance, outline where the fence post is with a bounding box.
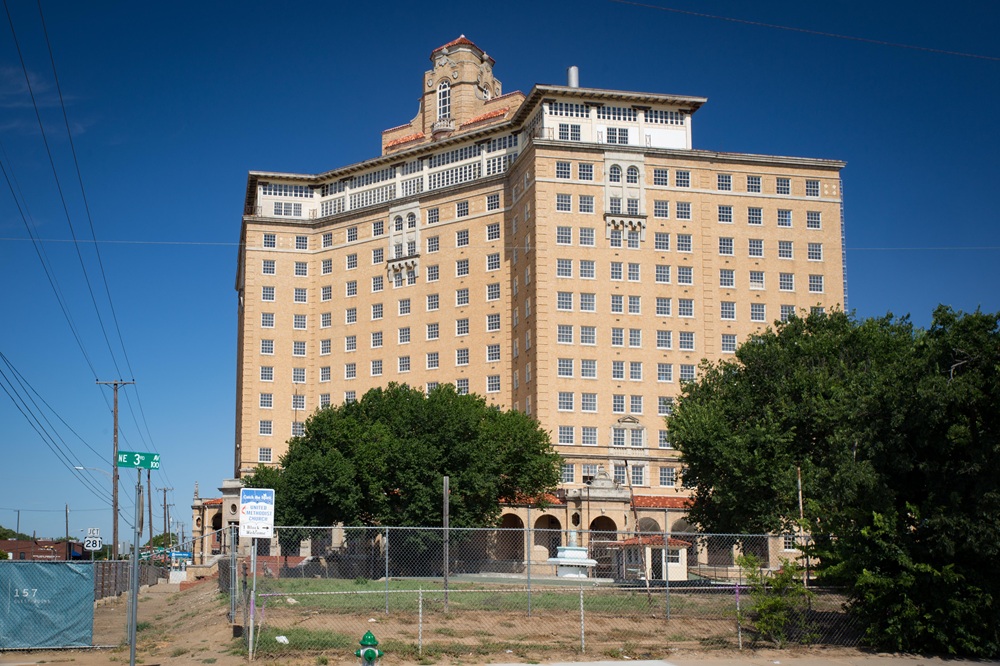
[384,526,389,615]
[229,526,238,623]
[664,529,671,620]
[526,507,531,617]
[579,585,585,653]
[418,587,423,656]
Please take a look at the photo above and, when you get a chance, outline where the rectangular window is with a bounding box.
[776,177,790,195]
[556,193,572,212]
[610,262,623,280]
[751,303,766,322]
[321,339,331,355]
[487,253,500,271]
[611,294,624,313]
[427,265,439,282]
[750,270,765,289]
[679,331,695,351]
[456,201,469,217]
[809,274,825,293]
[579,195,594,214]
[294,340,307,356]
[322,259,333,275]
[749,239,763,257]
[781,304,796,322]
[321,312,332,327]
[780,272,794,291]
[555,161,571,179]
[581,358,597,377]
[580,326,596,345]
[653,168,669,186]
[612,395,625,414]
[747,175,761,193]
[630,395,643,414]
[628,262,641,281]
[658,396,674,416]
[260,339,274,355]
[581,393,597,412]
[259,422,272,437]
[427,352,439,369]
[371,360,382,376]
[808,243,823,261]
[456,259,469,277]
[487,283,500,301]
[263,233,276,248]
[676,202,691,220]
[778,210,792,227]
[556,226,572,244]
[631,465,645,486]
[677,266,693,285]
[630,361,643,381]
[398,298,411,315]
[398,326,411,344]
[717,173,732,191]
[806,180,820,197]
[455,288,469,307]
[292,367,306,383]
[611,329,624,348]
[371,331,383,348]
[294,314,307,329]
[456,378,469,395]
[577,259,596,280]
[259,393,273,409]
[295,235,308,249]
[426,323,439,340]
[675,171,690,188]
[487,195,500,212]
[558,123,581,141]
[345,282,356,297]
[657,363,673,382]
[295,261,307,277]
[609,197,622,214]
[719,268,735,288]
[345,362,357,379]
[720,301,736,320]
[487,313,501,331]
[721,334,737,353]
[627,198,639,216]
[655,265,671,284]
[398,356,411,373]
[456,229,469,247]
[677,234,692,252]
[558,426,574,445]
[558,325,573,343]
[654,233,670,251]
[260,366,273,382]
[580,293,596,311]
[557,291,573,311]
[628,295,641,314]
[660,467,676,487]
[779,240,794,259]
[656,297,671,316]
[629,329,642,348]
[680,364,696,382]
[719,237,734,255]
[610,229,622,247]
[657,330,672,349]
[261,286,275,301]
[261,260,275,275]
[557,258,573,278]
[748,207,762,225]
[456,318,470,336]
[653,200,669,218]
[678,298,694,317]
[485,344,500,363]
[807,211,822,229]
[558,392,574,411]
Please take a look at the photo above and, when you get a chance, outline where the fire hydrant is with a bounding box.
[355,631,383,666]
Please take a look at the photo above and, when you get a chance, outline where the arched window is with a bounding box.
[406,213,416,228]
[394,216,403,231]
[627,166,639,184]
[609,165,622,183]
[437,81,451,120]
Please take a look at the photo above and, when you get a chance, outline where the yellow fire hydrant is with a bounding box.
[355,631,384,666]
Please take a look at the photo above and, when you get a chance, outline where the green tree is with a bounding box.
[242,383,560,528]
[669,307,1000,657]
[0,525,32,541]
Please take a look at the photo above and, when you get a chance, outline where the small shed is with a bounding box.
[606,535,691,582]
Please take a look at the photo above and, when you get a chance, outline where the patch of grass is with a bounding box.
[170,647,190,657]
[201,659,217,664]
[433,627,458,637]
[135,621,153,632]
[316,657,329,665]
[251,627,353,656]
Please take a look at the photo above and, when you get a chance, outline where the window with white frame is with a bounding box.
[778,210,792,227]
[486,375,500,393]
[558,324,573,343]
[487,283,500,301]
[292,394,305,411]
[579,195,594,214]
[721,334,737,353]
[295,261,307,276]
[657,330,672,349]
[747,175,761,193]
[456,259,469,277]
[630,395,643,414]
[680,364,696,382]
[579,260,595,279]
[456,318,469,335]
[261,286,275,301]
[296,235,308,249]
[398,326,411,344]
[558,392,574,411]
[631,465,645,486]
[677,234,692,252]
[660,467,676,487]
[580,327,596,345]
[259,421,272,437]
[658,396,674,416]
[437,80,451,119]
[679,331,695,350]
[294,340,307,356]
[630,361,643,381]
[676,202,691,220]
[719,237,734,255]
[260,339,274,355]
[371,360,382,376]
[427,293,439,311]
[557,292,573,311]
[612,395,625,414]
[398,299,411,315]
[398,356,411,373]
[556,226,572,244]
[809,274,825,293]
[628,295,641,314]
[628,328,641,348]
[426,351,439,369]
[751,303,766,322]
[487,313,500,331]
[456,378,469,395]
[677,266,693,285]
[556,161,571,179]
[611,329,624,347]
[579,228,595,246]
[321,339,331,355]
[806,180,820,197]
[262,259,275,275]
[456,229,469,247]
[807,211,822,229]
[558,426,574,444]
[581,393,597,412]
[657,362,673,382]
[749,239,764,257]
[655,232,670,251]
[610,262,623,280]
[653,168,669,185]
[654,200,669,218]
[487,253,500,271]
[808,243,823,261]
[779,240,793,259]
[628,263,641,281]
[557,258,573,277]
[322,259,333,274]
[776,177,790,195]
[656,297,671,316]
[780,273,794,291]
[558,123,581,140]
[371,331,383,348]
[578,163,594,180]
[720,301,736,320]
[781,304,796,322]
[294,314,307,329]
[612,360,624,379]
[678,298,694,317]
[581,358,597,377]
[426,323,439,340]
[626,166,639,184]
[427,265,439,281]
[609,197,621,214]
[556,194,572,212]
[456,348,469,366]
[263,233,276,248]
[611,295,624,313]
[676,170,690,187]
[655,265,671,284]
[292,367,306,383]
[717,173,732,191]
[259,393,273,408]
[346,363,357,379]
[719,268,735,288]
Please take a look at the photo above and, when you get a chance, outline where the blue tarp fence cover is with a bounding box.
[0,561,94,649]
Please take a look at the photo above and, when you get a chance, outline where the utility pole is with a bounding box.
[65,504,69,543]
[159,487,173,551]
[146,471,153,558]
[97,379,134,559]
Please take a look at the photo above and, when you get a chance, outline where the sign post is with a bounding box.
[239,488,274,661]
[117,452,158,666]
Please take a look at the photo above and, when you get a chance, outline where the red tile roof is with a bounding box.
[203,498,223,506]
[460,107,509,128]
[608,535,693,548]
[385,132,424,148]
[504,492,566,507]
[631,495,692,509]
[433,35,478,52]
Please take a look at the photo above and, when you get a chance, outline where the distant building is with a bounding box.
[231,36,844,569]
[2,539,84,560]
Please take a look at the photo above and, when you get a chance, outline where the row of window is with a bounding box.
[559,461,683,488]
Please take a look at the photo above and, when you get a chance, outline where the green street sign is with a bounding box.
[116,451,160,470]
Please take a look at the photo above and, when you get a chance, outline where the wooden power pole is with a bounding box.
[97,380,134,559]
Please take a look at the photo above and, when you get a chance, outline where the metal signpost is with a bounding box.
[239,488,275,661]
[117,451,158,666]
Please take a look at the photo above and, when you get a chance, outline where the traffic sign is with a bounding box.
[87,527,101,538]
[84,536,103,551]
[239,488,275,539]
[116,451,161,470]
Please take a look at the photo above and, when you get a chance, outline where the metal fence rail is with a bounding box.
[240,526,861,660]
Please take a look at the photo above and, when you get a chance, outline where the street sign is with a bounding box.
[87,527,100,538]
[84,536,103,551]
[239,488,275,539]
[116,451,160,470]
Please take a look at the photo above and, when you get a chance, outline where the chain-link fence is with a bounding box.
[0,560,166,650]
[240,526,862,661]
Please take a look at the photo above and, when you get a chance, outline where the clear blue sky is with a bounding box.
[1,1,997,543]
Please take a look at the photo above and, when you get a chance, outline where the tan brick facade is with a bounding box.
[234,37,844,541]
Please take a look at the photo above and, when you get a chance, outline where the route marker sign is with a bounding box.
[84,536,103,551]
[116,451,160,470]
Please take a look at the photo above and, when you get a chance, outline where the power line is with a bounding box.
[611,1,1000,62]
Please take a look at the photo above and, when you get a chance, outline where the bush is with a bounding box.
[738,554,816,647]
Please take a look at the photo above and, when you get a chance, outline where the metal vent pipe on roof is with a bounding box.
[567,66,579,88]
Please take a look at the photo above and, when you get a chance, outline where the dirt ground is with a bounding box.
[0,578,940,666]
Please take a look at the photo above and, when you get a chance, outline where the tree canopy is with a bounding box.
[243,383,560,528]
[669,307,1000,657]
